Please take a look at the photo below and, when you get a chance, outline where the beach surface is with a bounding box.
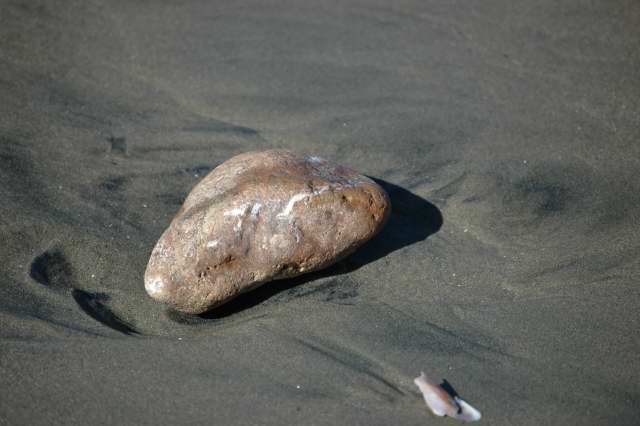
[1,1,639,424]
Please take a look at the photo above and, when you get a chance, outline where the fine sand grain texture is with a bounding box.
[1,1,639,425]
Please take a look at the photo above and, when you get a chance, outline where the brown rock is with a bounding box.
[144,150,391,314]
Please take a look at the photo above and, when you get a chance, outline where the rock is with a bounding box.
[144,150,391,314]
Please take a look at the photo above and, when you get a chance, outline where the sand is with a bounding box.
[1,0,639,424]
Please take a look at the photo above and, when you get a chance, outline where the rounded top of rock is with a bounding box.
[179,150,377,215]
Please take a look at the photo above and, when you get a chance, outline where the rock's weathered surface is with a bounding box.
[144,150,391,314]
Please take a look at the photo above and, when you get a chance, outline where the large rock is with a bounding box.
[144,150,391,314]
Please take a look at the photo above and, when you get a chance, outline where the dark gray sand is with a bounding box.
[1,1,639,424]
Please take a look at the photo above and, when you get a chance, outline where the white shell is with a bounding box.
[414,372,481,422]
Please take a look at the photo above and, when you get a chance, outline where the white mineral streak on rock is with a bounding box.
[314,186,331,196]
[250,203,262,216]
[278,193,310,217]
[206,240,219,249]
[277,186,334,218]
[223,204,249,232]
[306,156,325,163]
[224,205,250,217]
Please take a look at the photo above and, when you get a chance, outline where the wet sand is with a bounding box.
[1,0,639,424]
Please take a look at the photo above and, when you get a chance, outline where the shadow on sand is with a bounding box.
[169,178,443,321]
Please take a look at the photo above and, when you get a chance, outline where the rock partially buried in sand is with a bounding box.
[145,150,390,314]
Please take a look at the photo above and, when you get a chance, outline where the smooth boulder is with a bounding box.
[144,150,391,314]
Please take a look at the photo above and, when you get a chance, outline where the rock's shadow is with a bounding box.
[345,178,443,269]
[193,178,443,320]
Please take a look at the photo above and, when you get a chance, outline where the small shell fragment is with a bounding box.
[414,372,481,422]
